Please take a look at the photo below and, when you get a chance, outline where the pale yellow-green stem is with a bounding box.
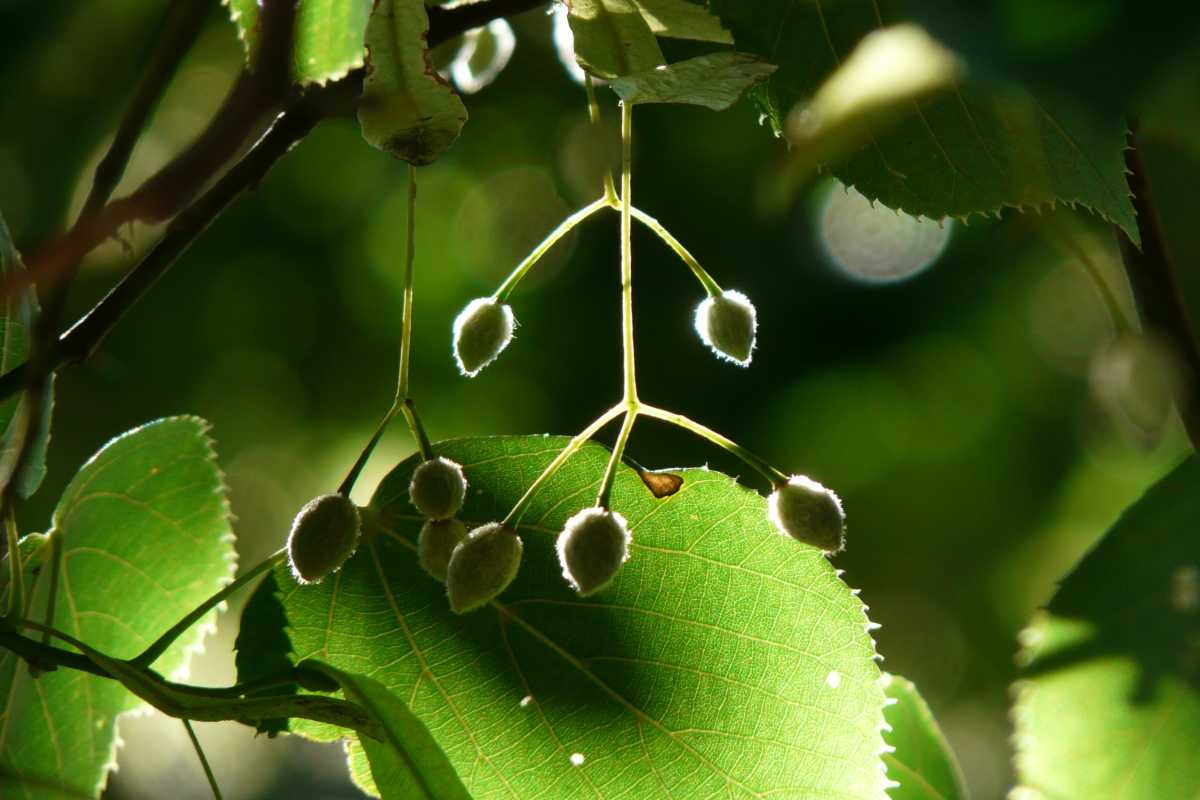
[639,403,789,486]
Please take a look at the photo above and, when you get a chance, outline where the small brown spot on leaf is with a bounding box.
[639,470,683,499]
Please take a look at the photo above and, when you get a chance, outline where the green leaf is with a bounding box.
[0,210,52,498]
[239,435,889,799]
[567,0,665,79]
[0,417,235,797]
[631,0,732,43]
[611,52,777,111]
[881,674,967,800]
[303,661,473,800]
[710,0,1140,244]
[358,0,469,165]
[224,0,372,85]
[1013,454,1200,799]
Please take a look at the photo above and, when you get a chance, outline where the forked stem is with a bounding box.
[596,409,637,508]
[639,404,789,486]
[493,196,610,303]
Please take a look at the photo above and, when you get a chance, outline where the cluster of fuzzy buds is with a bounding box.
[287,493,362,585]
[695,290,757,366]
[453,298,516,377]
[768,475,846,553]
[409,456,468,520]
[446,522,524,613]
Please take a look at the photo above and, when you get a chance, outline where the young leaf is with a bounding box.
[0,210,52,498]
[709,0,1140,244]
[225,0,370,85]
[630,0,732,43]
[881,674,967,800]
[0,417,235,796]
[225,0,372,85]
[302,661,473,800]
[611,52,777,111]
[566,0,665,79]
[358,0,469,165]
[240,435,889,799]
[1013,454,1200,799]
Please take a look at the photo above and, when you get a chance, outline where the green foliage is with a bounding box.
[567,0,665,79]
[882,674,967,800]
[226,0,372,85]
[0,417,235,797]
[240,435,888,798]
[1013,454,1200,799]
[304,661,474,800]
[358,0,468,165]
[631,0,732,43]
[710,0,1140,243]
[0,210,51,498]
[611,52,777,110]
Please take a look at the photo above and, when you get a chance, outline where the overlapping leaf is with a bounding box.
[0,210,52,497]
[0,417,235,798]
[882,674,967,800]
[710,0,1139,243]
[225,0,372,85]
[240,435,889,798]
[611,52,777,110]
[358,0,468,165]
[1013,454,1200,799]
[567,0,665,79]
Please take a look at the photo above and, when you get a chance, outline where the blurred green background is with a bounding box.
[1,2,1198,798]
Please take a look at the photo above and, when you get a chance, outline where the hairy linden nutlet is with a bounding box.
[768,475,845,553]
[446,523,523,613]
[557,507,631,596]
[694,290,757,366]
[409,456,468,520]
[287,493,362,585]
[453,297,516,377]
[418,517,468,582]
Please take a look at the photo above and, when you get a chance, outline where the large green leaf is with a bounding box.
[225,0,372,85]
[567,0,665,79]
[709,0,1139,244]
[1013,454,1200,799]
[0,417,235,798]
[305,662,473,800]
[0,210,52,498]
[611,52,777,110]
[240,435,889,798]
[881,674,966,800]
[358,0,469,165]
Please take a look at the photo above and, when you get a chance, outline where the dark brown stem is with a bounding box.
[1118,121,1200,449]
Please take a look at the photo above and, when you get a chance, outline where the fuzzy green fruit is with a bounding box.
[409,456,468,520]
[446,522,523,613]
[418,518,468,582]
[453,297,515,377]
[287,493,362,585]
[694,290,757,366]
[556,507,631,596]
[768,475,845,553]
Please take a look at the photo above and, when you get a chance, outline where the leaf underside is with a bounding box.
[225,0,372,85]
[881,674,967,800]
[710,0,1139,243]
[0,417,236,798]
[240,434,889,799]
[611,52,778,110]
[567,0,666,79]
[1013,454,1200,799]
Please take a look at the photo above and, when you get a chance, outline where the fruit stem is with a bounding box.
[3,501,23,628]
[639,403,789,486]
[132,548,288,668]
[397,163,418,402]
[620,101,639,406]
[39,531,62,651]
[629,206,723,297]
[183,718,225,800]
[501,403,625,528]
[493,196,610,303]
[585,74,619,204]
[596,408,638,508]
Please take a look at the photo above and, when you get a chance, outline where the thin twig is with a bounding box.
[1118,121,1200,448]
[183,719,225,800]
